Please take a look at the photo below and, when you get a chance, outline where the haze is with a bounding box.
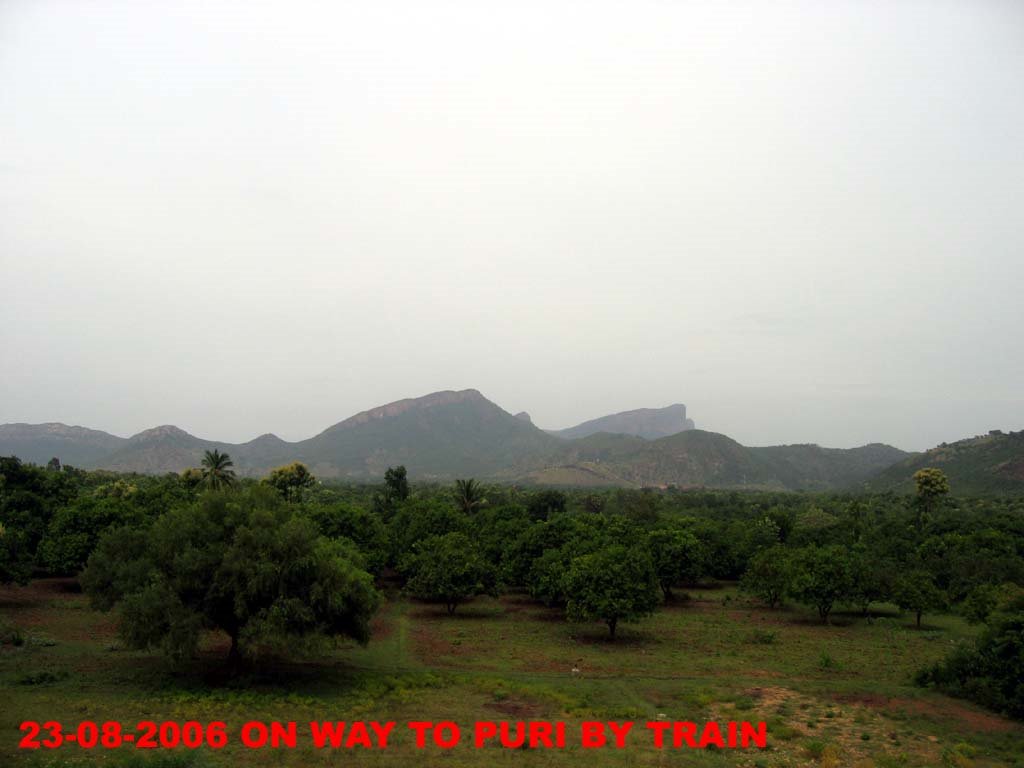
[2,0,1023,452]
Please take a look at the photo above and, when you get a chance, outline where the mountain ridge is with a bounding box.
[547,403,695,440]
[864,429,1024,495]
[0,389,926,491]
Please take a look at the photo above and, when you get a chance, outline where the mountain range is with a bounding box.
[3,389,1018,493]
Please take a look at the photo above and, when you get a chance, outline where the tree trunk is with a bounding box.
[227,630,241,672]
[607,618,617,639]
[447,603,456,615]
[916,610,922,629]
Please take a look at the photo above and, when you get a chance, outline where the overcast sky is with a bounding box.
[2,0,1022,451]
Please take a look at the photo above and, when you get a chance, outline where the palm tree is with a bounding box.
[200,449,237,491]
[453,478,485,515]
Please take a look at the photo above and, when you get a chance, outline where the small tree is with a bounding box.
[180,467,204,490]
[528,547,577,607]
[848,548,896,616]
[307,503,388,574]
[526,490,566,522]
[453,479,486,515]
[0,520,32,585]
[913,468,950,531]
[384,466,410,502]
[404,532,494,614]
[563,545,660,639]
[200,450,237,491]
[894,570,945,628]
[647,526,705,600]
[789,545,854,623]
[37,495,140,575]
[741,545,792,609]
[915,590,1024,718]
[263,462,316,502]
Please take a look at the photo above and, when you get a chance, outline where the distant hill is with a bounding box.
[864,430,1024,495]
[547,404,695,440]
[0,423,126,466]
[296,389,561,479]
[2,391,915,490]
[523,430,909,490]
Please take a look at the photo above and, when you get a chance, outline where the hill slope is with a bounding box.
[0,423,127,467]
[547,404,695,440]
[521,430,909,490]
[864,430,1024,495]
[297,389,562,479]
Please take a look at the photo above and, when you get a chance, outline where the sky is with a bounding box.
[1,0,1023,452]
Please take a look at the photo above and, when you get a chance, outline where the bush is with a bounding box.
[916,599,1024,719]
[748,628,777,645]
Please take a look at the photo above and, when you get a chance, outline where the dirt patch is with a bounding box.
[743,686,796,708]
[409,623,474,664]
[838,694,1019,734]
[0,577,78,607]
[833,692,890,708]
[369,612,394,641]
[485,696,545,719]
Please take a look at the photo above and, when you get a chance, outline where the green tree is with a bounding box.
[384,466,410,502]
[526,490,566,522]
[403,532,494,614]
[200,450,237,491]
[915,589,1024,718]
[0,520,32,585]
[647,526,705,600]
[789,545,854,623]
[453,478,486,515]
[740,545,792,609]
[528,548,572,606]
[307,503,388,574]
[180,467,204,490]
[848,548,896,616]
[963,583,1024,625]
[81,487,380,666]
[893,570,945,628]
[263,462,316,502]
[37,495,140,575]
[388,498,467,566]
[563,545,660,639]
[913,468,950,531]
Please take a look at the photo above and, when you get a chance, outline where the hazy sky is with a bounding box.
[2,0,1023,451]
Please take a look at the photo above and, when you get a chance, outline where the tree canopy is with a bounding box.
[563,545,660,638]
[200,449,237,491]
[81,486,381,664]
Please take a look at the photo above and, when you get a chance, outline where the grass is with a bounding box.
[1,579,1022,767]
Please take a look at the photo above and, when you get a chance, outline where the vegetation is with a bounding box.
[868,429,1024,495]
[262,461,316,501]
[402,532,494,614]
[453,478,486,515]
[81,485,381,665]
[200,449,236,491]
[563,545,660,638]
[1,454,1024,765]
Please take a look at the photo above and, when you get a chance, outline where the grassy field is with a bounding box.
[1,579,1022,767]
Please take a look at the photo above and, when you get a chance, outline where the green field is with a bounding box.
[2,579,1021,768]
